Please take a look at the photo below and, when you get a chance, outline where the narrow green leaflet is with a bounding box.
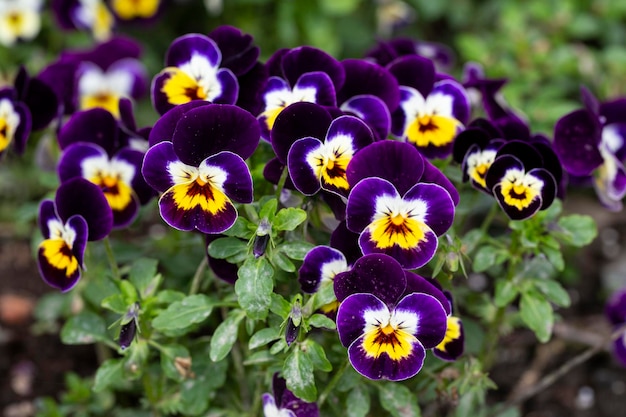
[271,250,296,272]
[210,309,246,362]
[302,339,332,372]
[61,311,109,345]
[520,289,554,343]
[152,294,215,332]
[378,382,421,417]
[494,281,518,308]
[249,327,281,350]
[346,385,371,417]
[273,207,307,231]
[93,358,125,392]
[128,258,159,296]
[283,346,317,402]
[280,241,316,260]
[533,279,571,307]
[208,237,248,259]
[556,214,597,247]
[235,257,274,320]
[307,314,336,330]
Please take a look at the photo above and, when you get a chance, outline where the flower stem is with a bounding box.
[189,256,208,295]
[318,358,350,407]
[275,165,289,204]
[103,236,121,280]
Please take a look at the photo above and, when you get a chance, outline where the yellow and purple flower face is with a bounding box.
[151,34,239,115]
[37,178,113,292]
[0,0,42,46]
[0,96,23,156]
[334,254,448,381]
[52,0,114,40]
[142,104,259,234]
[287,115,374,198]
[396,80,469,159]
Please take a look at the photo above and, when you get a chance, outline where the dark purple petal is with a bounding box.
[432,80,471,125]
[554,108,604,175]
[580,85,600,116]
[338,59,400,113]
[288,137,324,195]
[600,98,626,126]
[605,289,626,325]
[295,72,337,106]
[203,151,253,203]
[208,25,259,76]
[148,100,211,147]
[117,148,155,205]
[329,221,362,265]
[58,142,106,183]
[38,59,80,115]
[420,159,460,206]
[485,154,524,193]
[60,37,142,70]
[141,141,180,192]
[281,46,345,91]
[38,200,58,238]
[404,183,455,235]
[334,253,406,305]
[359,226,439,270]
[346,177,399,234]
[166,34,221,68]
[340,95,391,141]
[11,102,32,155]
[404,272,450,315]
[613,335,626,367]
[172,104,260,164]
[528,168,557,210]
[336,293,386,347]
[299,246,347,293]
[386,55,435,97]
[396,292,447,349]
[55,177,113,241]
[213,68,239,105]
[58,108,118,154]
[235,62,268,115]
[15,68,60,131]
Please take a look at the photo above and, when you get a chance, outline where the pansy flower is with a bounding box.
[142,103,259,234]
[485,140,557,220]
[334,254,448,381]
[389,55,470,159]
[605,288,626,367]
[151,33,238,115]
[57,108,155,228]
[262,373,319,417]
[365,37,455,72]
[38,178,113,292]
[258,46,344,140]
[52,0,114,40]
[432,291,464,361]
[288,115,374,197]
[0,0,42,46]
[554,87,626,211]
[13,66,60,132]
[0,87,31,158]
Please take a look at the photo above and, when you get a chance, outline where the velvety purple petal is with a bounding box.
[38,59,80,115]
[346,177,399,233]
[299,246,347,293]
[203,151,253,203]
[338,59,400,113]
[235,62,268,116]
[613,334,626,367]
[61,37,142,70]
[432,80,470,125]
[347,332,425,381]
[58,108,118,153]
[553,108,603,176]
[396,292,447,349]
[11,102,31,155]
[282,46,345,91]
[58,142,107,183]
[173,104,260,164]
[420,159,460,206]
[141,141,181,192]
[605,289,626,325]
[116,147,155,205]
[166,34,221,68]
[111,193,139,229]
[38,200,58,238]
[213,68,239,105]
[346,140,424,196]
[329,221,362,265]
[403,182,455,235]
[336,293,387,347]
[151,72,175,115]
[327,115,374,151]
[600,98,626,126]
[281,390,319,417]
[334,253,406,305]
[295,72,336,106]
[15,68,60,131]
[386,55,435,97]
[528,168,557,210]
[208,25,259,76]
[148,101,211,147]
[270,102,332,163]
[404,272,450,315]
[359,225,439,270]
[340,95,391,141]
[55,177,113,241]
[580,85,600,116]
[288,137,323,195]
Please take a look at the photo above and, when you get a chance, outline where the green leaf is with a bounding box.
[271,251,296,272]
[307,314,336,330]
[346,385,371,417]
[378,382,421,417]
[159,344,190,381]
[540,244,564,271]
[494,280,518,308]
[93,358,125,392]
[208,237,248,259]
[259,198,278,220]
[61,311,108,345]
[249,327,281,350]
[520,290,554,343]
[473,246,506,272]
[533,280,571,308]
[283,347,317,402]
[280,241,316,260]
[235,257,274,320]
[178,356,228,416]
[556,215,597,247]
[128,258,159,297]
[312,282,337,311]
[273,208,307,231]
[303,339,332,372]
[101,293,128,314]
[210,310,246,362]
[222,216,255,239]
[152,294,215,332]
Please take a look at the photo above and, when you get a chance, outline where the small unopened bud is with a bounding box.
[119,302,140,350]
[285,299,302,346]
[253,218,272,258]
[446,252,459,273]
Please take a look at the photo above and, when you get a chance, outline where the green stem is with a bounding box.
[103,236,121,280]
[275,165,289,204]
[318,358,350,407]
[479,202,500,236]
[189,257,208,295]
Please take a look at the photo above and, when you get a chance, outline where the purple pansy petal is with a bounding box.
[150,72,176,115]
[38,200,58,238]
[281,46,345,91]
[58,108,118,153]
[358,224,438,270]
[395,292,447,349]
[347,332,426,381]
[404,272,451,315]
[528,168,557,210]
[262,157,295,189]
[346,177,399,233]
[433,316,465,361]
[613,335,626,367]
[38,59,80,114]
[340,95,391,141]
[431,80,471,125]
[485,154,524,193]
[338,59,400,113]
[116,147,155,205]
[386,55,435,98]
[11,102,32,155]
[208,25,259,76]
[166,34,221,68]
[600,98,626,126]
[403,182,455,235]
[15,68,60,131]
[203,151,253,203]
[55,177,113,241]
[580,85,600,116]
[148,100,210,147]
[235,61,268,115]
[606,289,626,326]
[298,245,348,293]
[333,253,406,305]
[336,293,387,347]
[172,104,260,164]
[58,142,106,183]
[328,115,374,151]
[421,159,460,206]
[288,137,324,195]
[141,141,180,192]
[213,68,239,105]
[295,72,337,106]
[554,108,603,176]
[270,102,332,163]
[108,58,149,99]
[329,221,362,266]
[346,140,425,195]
